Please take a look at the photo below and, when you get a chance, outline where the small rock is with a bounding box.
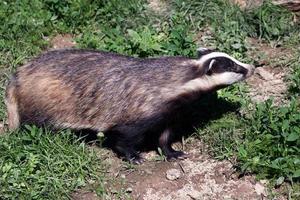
[236,183,253,193]
[110,189,118,194]
[188,191,202,200]
[166,168,181,180]
[259,179,269,185]
[143,151,157,160]
[255,183,267,196]
[125,187,133,193]
[120,174,126,179]
[144,169,153,175]
[88,179,96,184]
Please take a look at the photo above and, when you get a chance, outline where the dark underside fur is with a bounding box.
[7,49,221,163]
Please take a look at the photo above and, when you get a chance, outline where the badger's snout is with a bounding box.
[244,64,255,78]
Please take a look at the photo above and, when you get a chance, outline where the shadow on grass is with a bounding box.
[173,92,240,137]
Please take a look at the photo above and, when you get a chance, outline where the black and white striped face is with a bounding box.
[197,48,255,85]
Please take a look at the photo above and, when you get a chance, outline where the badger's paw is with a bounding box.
[166,151,188,161]
[130,157,145,165]
[125,154,145,165]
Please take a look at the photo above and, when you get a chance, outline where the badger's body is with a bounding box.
[5,48,254,163]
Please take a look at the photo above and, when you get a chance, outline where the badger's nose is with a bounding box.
[245,65,255,78]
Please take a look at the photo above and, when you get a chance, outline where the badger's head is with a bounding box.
[179,48,255,93]
[197,48,255,85]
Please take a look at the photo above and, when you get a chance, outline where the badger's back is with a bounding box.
[10,49,199,131]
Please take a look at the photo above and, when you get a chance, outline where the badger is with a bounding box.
[5,48,254,164]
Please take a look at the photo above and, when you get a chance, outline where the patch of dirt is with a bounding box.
[246,66,288,105]
[48,34,76,49]
[230,0,263,9]
[147,0,170,15]
[99,139,285,200]
[72,190,99,200]
[245,38,294,105]
[246,38,294,66]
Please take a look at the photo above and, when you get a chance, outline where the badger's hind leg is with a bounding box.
[120,146,144,164]
[159,128,188,161]
[107,126,145,164]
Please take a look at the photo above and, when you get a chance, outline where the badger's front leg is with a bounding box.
[159,128,188,161]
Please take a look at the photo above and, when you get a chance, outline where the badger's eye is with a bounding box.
[232,62,237,71]
[207,69,213,75]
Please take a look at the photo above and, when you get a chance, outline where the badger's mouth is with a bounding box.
[235,63,255,79]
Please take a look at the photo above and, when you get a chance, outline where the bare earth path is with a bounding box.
[102,140,271,200]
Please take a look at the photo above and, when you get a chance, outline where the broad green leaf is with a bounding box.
[276,176,285,186]
[292,169,300,178]
[286,132,300,142]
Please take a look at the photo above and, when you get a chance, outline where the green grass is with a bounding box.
[0,0,300,198]
[198,97,300,198]
[288,51,300,97]
[0,126,105,199]
[240,99,300,179]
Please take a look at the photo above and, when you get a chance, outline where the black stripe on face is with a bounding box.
[208,57,248,75]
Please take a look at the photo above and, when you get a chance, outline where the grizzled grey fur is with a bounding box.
[5,48,254,163]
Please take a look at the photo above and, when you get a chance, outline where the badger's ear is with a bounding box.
[201,58,216,75]
[197,47,215,58]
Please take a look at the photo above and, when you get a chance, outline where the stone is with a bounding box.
[166,168,181,180]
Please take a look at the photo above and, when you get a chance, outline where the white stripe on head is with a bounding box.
[197,52,254,72]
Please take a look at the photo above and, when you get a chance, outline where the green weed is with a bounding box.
[245,1,297,41]
[240,99,300,181]
[171,0,251,55]
[0,126,105,199]
[198,96,300,196]
[288,51,300,97]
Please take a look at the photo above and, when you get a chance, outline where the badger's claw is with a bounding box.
[166,151,188,161]
[129,156,145,165]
